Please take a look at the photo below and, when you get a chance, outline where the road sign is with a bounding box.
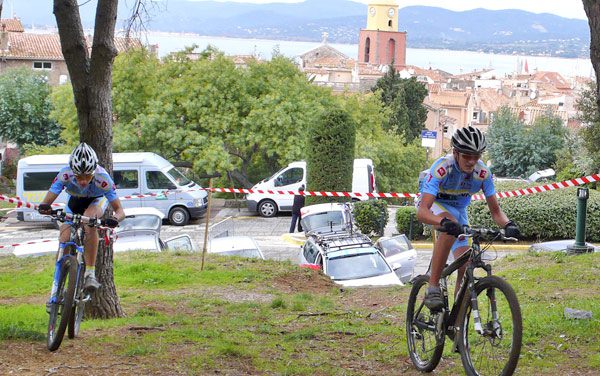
[421,130,437,148]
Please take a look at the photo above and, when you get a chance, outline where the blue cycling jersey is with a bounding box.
[49,165,118,202]
[420,154,495,209]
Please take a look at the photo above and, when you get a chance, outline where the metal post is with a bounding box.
[408,212,414,241]
[201,178,213,270]
[567,188,594,255]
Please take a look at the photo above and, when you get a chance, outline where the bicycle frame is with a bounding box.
[437,236,496,338]
[49,216,87,305]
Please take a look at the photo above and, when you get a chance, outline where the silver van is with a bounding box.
[16,152,208,226]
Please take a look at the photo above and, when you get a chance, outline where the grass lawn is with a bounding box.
[0,251,598,375]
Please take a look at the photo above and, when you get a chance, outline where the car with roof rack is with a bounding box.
[299,231,403,287]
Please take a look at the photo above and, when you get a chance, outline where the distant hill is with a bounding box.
[8,0,590,58]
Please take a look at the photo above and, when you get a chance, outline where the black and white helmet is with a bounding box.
[69,142,98,175]
[451,126,487,155]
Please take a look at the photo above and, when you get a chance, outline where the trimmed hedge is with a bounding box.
[353,200,388,236]
[306,107,356,205]
[468,184,600,241]
[395,206,424,239]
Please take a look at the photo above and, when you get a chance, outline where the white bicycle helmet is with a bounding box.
[69,142,98,175]
[451,126,487,155]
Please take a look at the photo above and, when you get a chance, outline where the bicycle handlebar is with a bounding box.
[46,209,117,229]
[456,226,518,243]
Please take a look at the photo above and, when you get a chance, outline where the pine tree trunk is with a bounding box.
[584,0,600,111]
[86,231,124,318]
[54,0,123,318]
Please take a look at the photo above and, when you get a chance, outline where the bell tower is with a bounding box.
[358,0,406,68]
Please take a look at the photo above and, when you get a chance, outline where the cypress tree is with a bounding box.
[306,106,356,205]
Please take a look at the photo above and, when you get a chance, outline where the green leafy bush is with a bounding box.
[395,206,424,239]
[468,184,600,241]
[353,200,388,236]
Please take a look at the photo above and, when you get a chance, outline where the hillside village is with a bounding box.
[0,0,592,161]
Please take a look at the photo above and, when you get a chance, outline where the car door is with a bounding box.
[378,235,417,283]
[142,169,177,214]
[113,168,142,208]
[273,167,304,211]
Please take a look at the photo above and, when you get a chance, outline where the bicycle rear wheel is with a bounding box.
[47,255,77,351]
[458,276,522,376]
[68,264,86,339]
[406,275,445,372]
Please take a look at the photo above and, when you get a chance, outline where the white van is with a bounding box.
[246,159,376,217]
[16,152,208,226]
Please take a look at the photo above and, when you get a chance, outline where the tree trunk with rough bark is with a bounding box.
[584,0,600,111]
[54,0,123,318]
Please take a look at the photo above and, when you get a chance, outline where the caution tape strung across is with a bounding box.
[1,174,598,208]
[0,239,55,249]
[471,173,600,201]
[119,173,600,201]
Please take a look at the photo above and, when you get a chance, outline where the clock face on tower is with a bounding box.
[388,8,395,17]
[369,7,376,16]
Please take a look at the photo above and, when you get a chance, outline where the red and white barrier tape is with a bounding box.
[472,173,600,201]
[3,174,598,209]
[0,239,55,249]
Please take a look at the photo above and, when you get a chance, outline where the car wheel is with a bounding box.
[168,207,190,226]
[258,200,277,218]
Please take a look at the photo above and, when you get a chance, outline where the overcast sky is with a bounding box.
[187,0,588,20]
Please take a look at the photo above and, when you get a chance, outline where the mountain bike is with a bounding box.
[46,210,113,351]
[406,226,522,376]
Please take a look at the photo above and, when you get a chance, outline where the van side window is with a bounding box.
[113,170,138,189]
[274,167,303,187]
[23,171,59,191]
[146,171,176,190]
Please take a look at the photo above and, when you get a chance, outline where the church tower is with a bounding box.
[358,0,406,68]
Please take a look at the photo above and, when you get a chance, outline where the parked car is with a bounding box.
[207,236,265,259]
[300,203,352,235]
[299,231,402,287]
[12,207,195,257]
[246,159,376,217]
[374,235,417,283]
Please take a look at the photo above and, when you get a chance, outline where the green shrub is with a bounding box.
[395,206,424,239]
[353,200,388,236]
[306,107,356,205]
[468,184,600,241]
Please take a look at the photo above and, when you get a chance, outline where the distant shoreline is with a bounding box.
[26,27,590,60]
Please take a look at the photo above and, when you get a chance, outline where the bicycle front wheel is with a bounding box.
[458,275,522,376]
[68,264,86,339]
[47,255,78,351]
[406,275,445,372]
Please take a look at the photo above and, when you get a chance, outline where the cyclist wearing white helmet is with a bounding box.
[38,142,125,291]
[416,126,520,311]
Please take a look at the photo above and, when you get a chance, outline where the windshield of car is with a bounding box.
[166,167,192,187]
[215,249,263,259]
[326,248,392,280]
[303,211,345,232]
[117,215,161,233]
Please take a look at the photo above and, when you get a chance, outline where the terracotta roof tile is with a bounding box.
[1,32,142,60]
[429,91,471,107]
[0,18,24,32]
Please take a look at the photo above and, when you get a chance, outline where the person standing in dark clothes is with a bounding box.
[289,185,305,233]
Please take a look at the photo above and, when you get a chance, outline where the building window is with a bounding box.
[472,111,479,121]
[364,37,370,63]
[387,38,396,63]
[388,20,393,27]
[33,61,52,70]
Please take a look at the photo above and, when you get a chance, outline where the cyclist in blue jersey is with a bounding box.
[417,126,521,310]
[38,143,125,291]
